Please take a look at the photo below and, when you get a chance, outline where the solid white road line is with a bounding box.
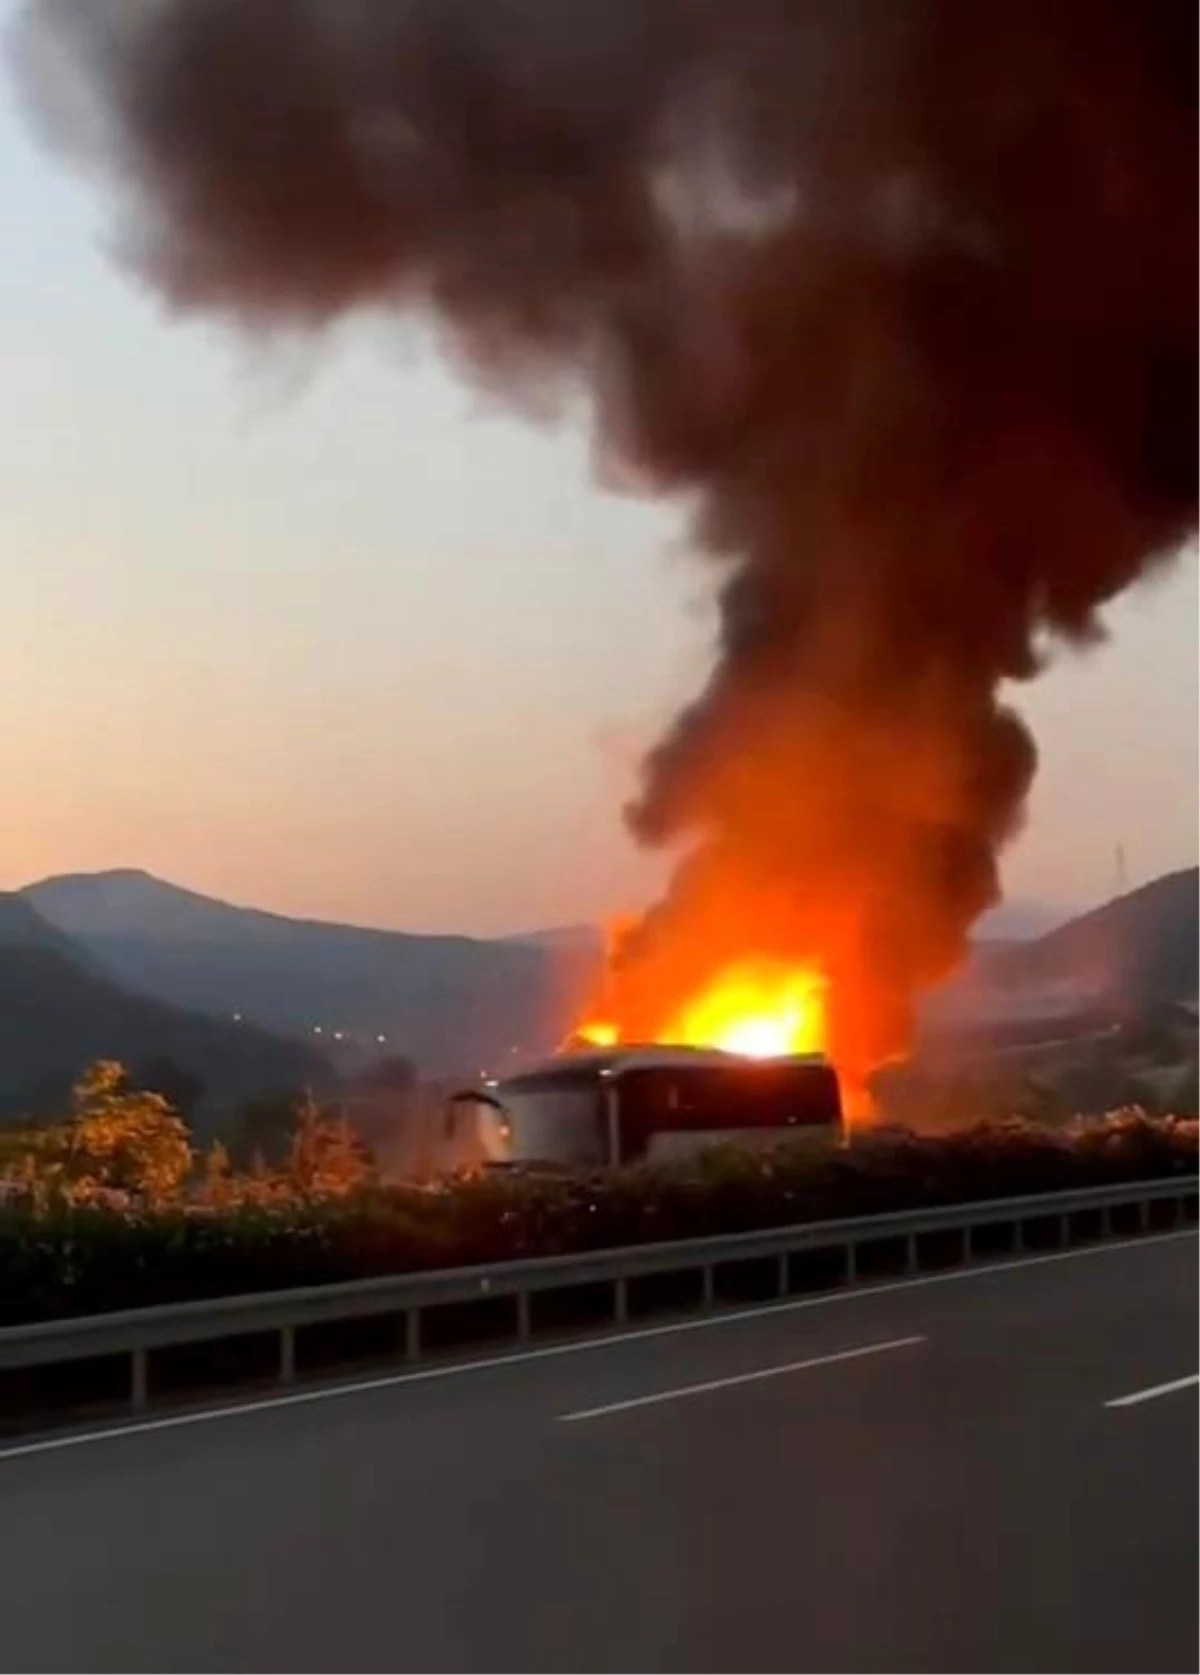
[0,1227,1192,1466]
[1104,1372,1200,1410]
[558,1334,925,1422]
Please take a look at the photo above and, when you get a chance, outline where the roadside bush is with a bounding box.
[0,1110,1193,1325]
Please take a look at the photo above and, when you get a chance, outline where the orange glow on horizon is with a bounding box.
[576,960,828,1061]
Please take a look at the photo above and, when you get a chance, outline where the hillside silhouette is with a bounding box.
[25,870,593,1075]
[0,893,330,1121]
[987,866,1198,1006]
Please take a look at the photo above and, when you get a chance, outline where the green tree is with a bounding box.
[286,1093,375,1197]
[43,1059,194,1204]
[196,1137,239,1207]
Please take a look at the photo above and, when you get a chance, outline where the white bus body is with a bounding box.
[444,1045,843,1169]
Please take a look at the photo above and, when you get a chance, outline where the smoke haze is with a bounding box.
[16,0,1197,1075]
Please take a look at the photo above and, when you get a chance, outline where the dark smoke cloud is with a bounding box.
[16,0,1196,1074]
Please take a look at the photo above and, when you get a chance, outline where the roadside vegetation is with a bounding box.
[0,1061,1193,1325]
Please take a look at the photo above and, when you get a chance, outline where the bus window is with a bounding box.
[502,1083,607,1166]
[617,1061,841,1159]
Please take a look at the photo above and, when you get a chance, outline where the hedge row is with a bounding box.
[0,1112,1195,1325]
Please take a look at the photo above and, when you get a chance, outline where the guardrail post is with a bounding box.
[279,1325,296,1385]
[130,1348,148,1415]
[962,1225,973,1264]
[516,1291,532,1342]
[776,1253,789,1298]
[405,1307,421,1362]
[613,1278,628,1325]
[904,1234,917,1274]
[1137,1199,1150,1233]
[1099,1203,1112,1238]
[701,1265,715,1310]
[1012,1219,1024,1254]
[844,1243,856,1285]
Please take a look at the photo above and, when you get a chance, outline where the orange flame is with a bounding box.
[577,959,828,1060]
[578,1020,619,1048]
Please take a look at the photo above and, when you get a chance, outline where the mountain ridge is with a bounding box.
[24,865,1197,1074]
[25,870,592,1074]
[0,894,331,1122]
[27,869,511,950]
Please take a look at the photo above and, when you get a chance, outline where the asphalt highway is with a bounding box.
[0,1230,1194,1673]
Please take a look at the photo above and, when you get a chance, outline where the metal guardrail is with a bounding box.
[0,1175,1195,1420]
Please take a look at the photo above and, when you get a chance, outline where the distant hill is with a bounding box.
[504,924,604,954]
[987,866,1198,1006]
[922,867,1198,1034]
[0,894,330,1123]
[973,898,1066,941]
[25,871,592,1076]
[0,892,90,963]
[889,870,1197,1121]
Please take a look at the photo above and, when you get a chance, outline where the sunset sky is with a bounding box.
[2,35,1195,937]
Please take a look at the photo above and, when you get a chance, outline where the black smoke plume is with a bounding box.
[17,0,1197,1077]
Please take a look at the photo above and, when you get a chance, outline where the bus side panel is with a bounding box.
[617,1063,842,1163]
[643,1125,841,1164]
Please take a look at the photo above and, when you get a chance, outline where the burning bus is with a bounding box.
[443,1044,843,1170]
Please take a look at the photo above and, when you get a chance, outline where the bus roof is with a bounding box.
[498,1044,833,1089]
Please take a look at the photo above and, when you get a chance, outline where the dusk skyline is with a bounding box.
[2,21,1195,940]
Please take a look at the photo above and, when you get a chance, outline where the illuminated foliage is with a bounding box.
[30,1060,194,1206]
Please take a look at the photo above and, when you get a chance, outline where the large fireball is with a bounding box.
[578,960,828,1060]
